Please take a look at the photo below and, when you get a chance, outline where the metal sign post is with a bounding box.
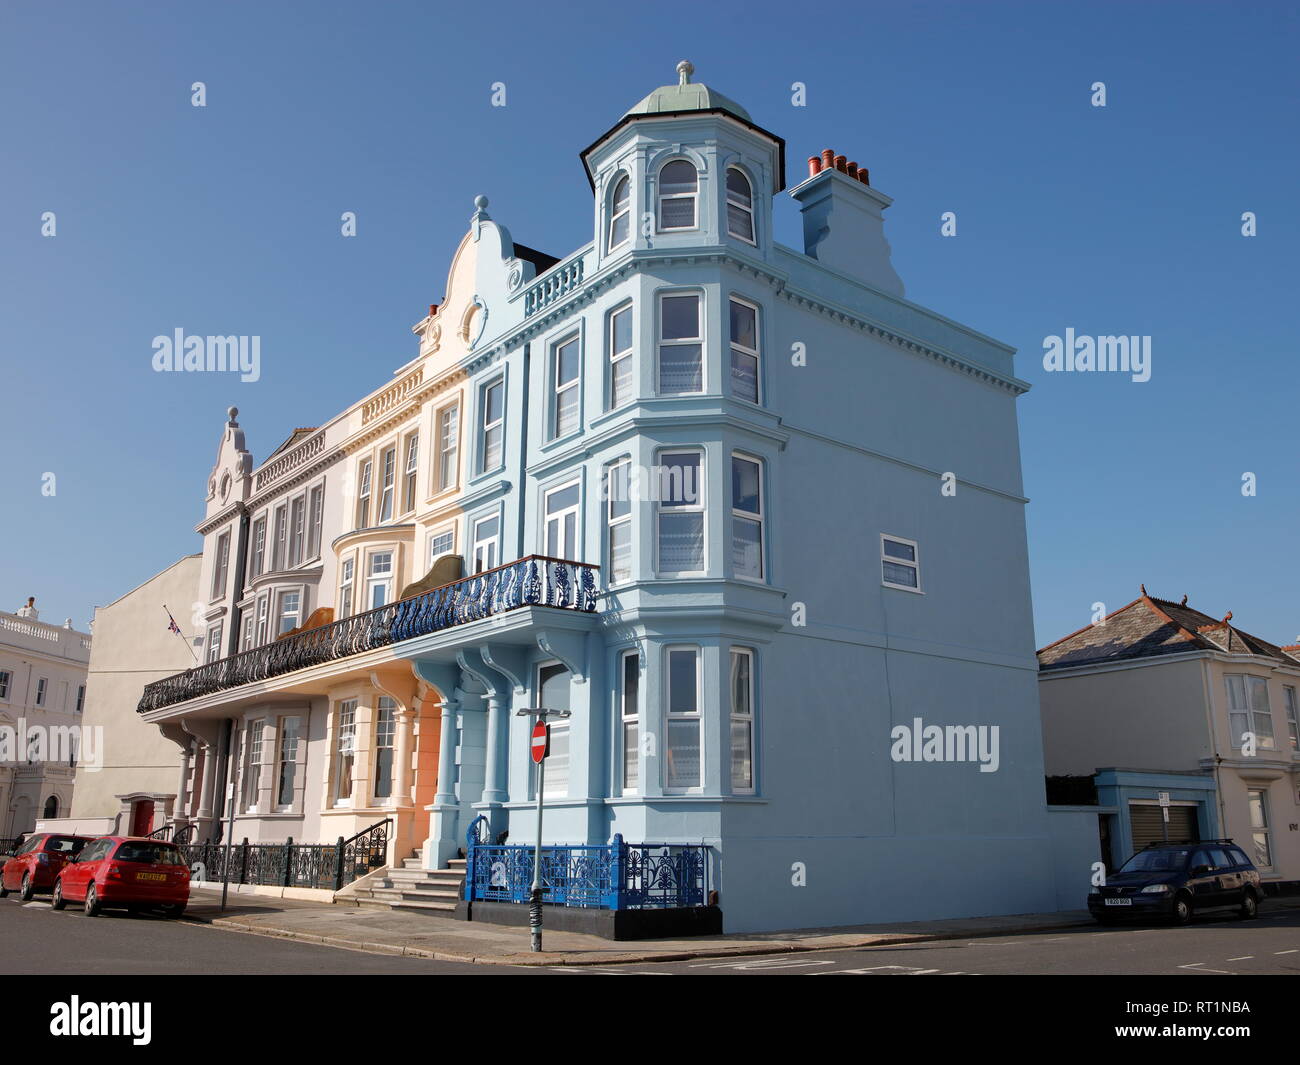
[516,706,571,953]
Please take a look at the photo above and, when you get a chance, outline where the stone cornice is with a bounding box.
[195,503,243,538]
[247,449,345,514]
[342,365,468,455]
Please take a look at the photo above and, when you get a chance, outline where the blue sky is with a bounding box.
[1,0,1296,647]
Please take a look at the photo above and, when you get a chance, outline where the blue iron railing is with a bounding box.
[138,556,599,712]
[463,817,709,910]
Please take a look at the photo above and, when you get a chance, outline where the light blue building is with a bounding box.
[138,62,1087,934]
[399,61,1075,933]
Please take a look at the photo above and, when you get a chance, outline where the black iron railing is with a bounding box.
[179,818,392,892]
[138,556,600,713]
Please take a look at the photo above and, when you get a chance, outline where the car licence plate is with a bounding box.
[136,872,166,882]
[1104,898,1131,907]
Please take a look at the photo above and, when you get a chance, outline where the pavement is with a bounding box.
[180,887,1125,966]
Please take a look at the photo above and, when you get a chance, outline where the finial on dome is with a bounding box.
[677,59,694,86]
[227,406,238,422]
[474,194,489,211]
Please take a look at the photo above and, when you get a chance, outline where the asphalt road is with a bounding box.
[2,893,1298,976]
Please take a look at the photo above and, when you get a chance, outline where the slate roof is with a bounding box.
[1038,587,1299,671]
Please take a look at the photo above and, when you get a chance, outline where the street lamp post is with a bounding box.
[516,705,571,953]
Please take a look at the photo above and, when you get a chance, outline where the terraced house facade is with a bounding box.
[133,63,1079,932]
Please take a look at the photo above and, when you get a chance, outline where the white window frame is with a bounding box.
[435,402,460,493]
[619,649,639,795]
[36,676,48,707]
[725,166,756,245]
[731,452,765,581]
[211,530,231,599]
[373,697,397,803]
[378,446,397,523]
[338,557,355,619]
[275,716,301,811]
[356,459,373,529]
[551,333,581,440]
[607,302,634,410]
[728,296,761,404]
[543,479,581,560]
[664,645,702,793]
[607,173,631,251]
[605,457,632,586]
[205,625,223,663]
[254,595,269,645]
[535,662,571,799]
[1248,787,1273,870]
[307,484,324,560]
[276,590,301,635]
[272,503,288,571]
[1226,674,1275,750]
[75,684,85,714]
[472,513,500,574]
[402,432,419,514]
[729,646,756,794]
[249,515,266,577]
[288,494,306,567]
[881,534,922,593]
[242,719,265,813]
[655,449,705,576]
[657,291,704,396]
[332,699,357,808]
[480,379,504,474]
[657,158,698,231]
[428,525,455,564]
[367,551,394,609]
[240,614,254,652]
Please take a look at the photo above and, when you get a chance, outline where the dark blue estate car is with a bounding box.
[1090,840,1262,925]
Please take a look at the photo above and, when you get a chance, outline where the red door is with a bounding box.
[130,801,154,837]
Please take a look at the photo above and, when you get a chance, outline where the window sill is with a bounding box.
[539,429,583,455]
[882,582,925,595]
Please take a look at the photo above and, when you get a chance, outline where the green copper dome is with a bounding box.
[624,60,752,123]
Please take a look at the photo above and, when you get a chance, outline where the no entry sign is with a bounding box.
[531,721,549,764]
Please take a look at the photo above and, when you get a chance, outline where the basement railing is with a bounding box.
[137,556,600,713]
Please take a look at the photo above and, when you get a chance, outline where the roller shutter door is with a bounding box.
[1129,802,1199,849]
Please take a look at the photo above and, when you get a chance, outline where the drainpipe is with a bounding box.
[1199,658,1229,837]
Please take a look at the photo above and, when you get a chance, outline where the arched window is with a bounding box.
[43,796,58,819]
[726,168,755,244]
[608,175,630,250]
[657,160,698,231]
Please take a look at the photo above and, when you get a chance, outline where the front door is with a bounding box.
[130,801,154,837]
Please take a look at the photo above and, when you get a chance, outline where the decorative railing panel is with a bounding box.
[178,819,390,892]
[465,824,708,910]
[138,556,599,713]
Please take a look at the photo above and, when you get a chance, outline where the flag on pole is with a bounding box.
[162,604,199,664]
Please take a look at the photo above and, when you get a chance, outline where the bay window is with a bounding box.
[356,459,373,528]
[658,293,702,395]
[656,450,704,574]
[276,590,300,635]
[726,167,755,243]
[307,485,324,559]
[729,297,760,404]
[608,303,633,409]
[731,453,764,580]
[472,514,500,573]
[544,481,580,559]
[730,648,755,792]
[537,663,571,798]
[374,697,396,801]
[378,446,397,523]
[608,174,630,250]
[333,700,357,807]
[276,717,300,809]
[367,551,393,609]
[657,159,697,230]
[1226,675,1274,749]
[620,650,639,793]
[403,434,419,513]
[605,458,632,585]
[665,646,701,790]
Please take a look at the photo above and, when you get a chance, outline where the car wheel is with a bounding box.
[84,883,102,917]
[51,879,67,911]
[161,903,186,919]
[1172,894,1193,925]
[19,873,34,902]
[1240,891,1258,920]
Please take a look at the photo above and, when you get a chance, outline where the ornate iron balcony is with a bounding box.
[138,556,600,713]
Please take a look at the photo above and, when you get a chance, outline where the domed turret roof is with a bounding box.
[624,60,752,123]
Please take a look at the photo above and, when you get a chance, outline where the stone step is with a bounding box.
[376,882,460,899]
[387,870,462,886]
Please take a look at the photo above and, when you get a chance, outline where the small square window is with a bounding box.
[881,535,921,591]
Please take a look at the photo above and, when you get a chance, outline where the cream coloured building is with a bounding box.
[1039,587,1300,890]
[0,601,91,838]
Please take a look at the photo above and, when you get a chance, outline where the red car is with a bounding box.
[52,836,190,917]
[0,834,92,900]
